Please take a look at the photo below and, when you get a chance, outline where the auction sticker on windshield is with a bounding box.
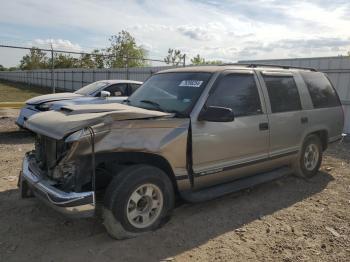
[179,80,203,88]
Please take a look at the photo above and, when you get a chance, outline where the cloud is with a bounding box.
[30,39,82,51]
[176,23,228,41]
[0,0,350,66]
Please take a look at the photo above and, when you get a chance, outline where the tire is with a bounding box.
[293,134,323,178]
[103,164,175,240]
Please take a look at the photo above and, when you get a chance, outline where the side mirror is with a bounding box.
[100,91,111,99]
[198,106,234,122]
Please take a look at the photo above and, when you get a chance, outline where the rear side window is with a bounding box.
[263,75,301,113]
[206,73,262,117]
[300,72,341,108]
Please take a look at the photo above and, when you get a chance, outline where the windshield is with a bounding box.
[75,81,109,96]
[127,72,212,115]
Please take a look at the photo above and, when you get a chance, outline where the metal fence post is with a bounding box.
[51,44,55,93]
[63,71,66,90]
[126,55,129,80]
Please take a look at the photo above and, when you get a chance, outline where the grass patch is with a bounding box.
[0,81,52,102]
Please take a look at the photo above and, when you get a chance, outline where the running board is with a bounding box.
[180,167,293,203]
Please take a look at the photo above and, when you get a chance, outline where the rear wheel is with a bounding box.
[293,135,323,178]
[103,165,174,239]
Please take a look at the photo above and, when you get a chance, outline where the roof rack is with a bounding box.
[220,63,317,72]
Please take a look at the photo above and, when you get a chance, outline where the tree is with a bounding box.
[106,30,148,68]
[19,47,48,70]
[190,54,223,65]
[191,54,206,65]
[48,54,79,69]
[0,64,6,71]
[164,48,185,66]
[79,53,96,68]
[78,49,106,68]
[91,49,106,69]
[205,60,223,65]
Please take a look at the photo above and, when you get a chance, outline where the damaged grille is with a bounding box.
[34,135,67,177]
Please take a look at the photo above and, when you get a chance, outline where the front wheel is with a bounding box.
[293,135,323,178]
[103,165,175,239]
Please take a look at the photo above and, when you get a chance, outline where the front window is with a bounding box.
[206,73,262,117]
[75,81,109,96]
[127,72,212,115]
[103,83,128,96]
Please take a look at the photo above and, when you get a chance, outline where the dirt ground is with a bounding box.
[0,110,349,262]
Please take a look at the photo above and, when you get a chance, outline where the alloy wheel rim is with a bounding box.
[304,144,319,171]
[126,183,164,229]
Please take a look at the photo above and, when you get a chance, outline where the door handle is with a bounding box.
[259,122,269,131]
[301,117,308,124]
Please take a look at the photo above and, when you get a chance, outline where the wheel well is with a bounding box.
[310,130,328,150]
[95,152,178,193]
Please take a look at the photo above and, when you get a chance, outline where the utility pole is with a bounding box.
[183,54,186,67]
[50,43,55,93]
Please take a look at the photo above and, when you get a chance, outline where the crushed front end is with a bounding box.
[19,135,95,217]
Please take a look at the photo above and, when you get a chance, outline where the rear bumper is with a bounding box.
[20,154,95,218]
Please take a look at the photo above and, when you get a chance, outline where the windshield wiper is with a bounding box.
[139,100,164,112]
[166,110,187,118]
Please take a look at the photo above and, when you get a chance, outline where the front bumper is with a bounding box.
[20,154,95,218]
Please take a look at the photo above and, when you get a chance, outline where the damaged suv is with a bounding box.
[19,64,344,239]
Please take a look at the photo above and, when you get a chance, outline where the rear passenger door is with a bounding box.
[258,72,305,158]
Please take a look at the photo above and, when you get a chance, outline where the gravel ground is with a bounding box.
[0,111,349,262]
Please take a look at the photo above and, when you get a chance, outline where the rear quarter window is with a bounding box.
[300,72,341,108]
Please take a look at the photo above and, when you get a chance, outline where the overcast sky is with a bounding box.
[0,0,350,67]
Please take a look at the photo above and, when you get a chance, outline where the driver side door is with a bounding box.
[191,71,270,189]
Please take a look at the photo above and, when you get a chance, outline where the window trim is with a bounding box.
[202,71,264,118]
[262,74,302,114]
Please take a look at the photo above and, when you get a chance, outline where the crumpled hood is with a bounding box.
[26,92,83,105]
[49,96,127,110]
[24,103,170,140]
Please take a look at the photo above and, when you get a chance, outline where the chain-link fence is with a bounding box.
[0,66,177,91]
[0,44,184,91]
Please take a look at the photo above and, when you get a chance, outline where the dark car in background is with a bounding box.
[16,80,142,127]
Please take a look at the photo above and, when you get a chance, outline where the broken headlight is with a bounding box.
[53,162,76,180]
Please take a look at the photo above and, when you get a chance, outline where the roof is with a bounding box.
[96,80,143,84]
[158,64,316,74]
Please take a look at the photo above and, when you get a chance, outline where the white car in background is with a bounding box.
[16,80,142,128]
